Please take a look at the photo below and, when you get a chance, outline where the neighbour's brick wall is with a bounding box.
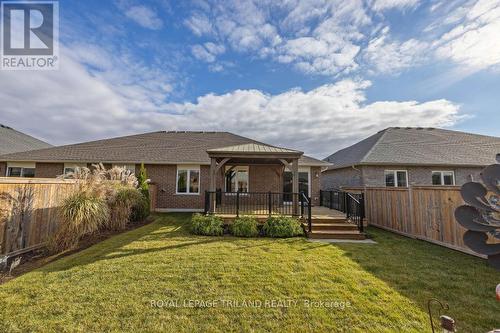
[321,167,363,190]
[0,162,6,177]
[361,165,484,187]
[35,163,64,178]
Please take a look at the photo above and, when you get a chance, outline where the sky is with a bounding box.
[1,0,499,158]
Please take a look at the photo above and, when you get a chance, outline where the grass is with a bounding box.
[0,213,498,332]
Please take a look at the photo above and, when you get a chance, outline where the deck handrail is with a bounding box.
[205,190,311,225]
[320,189,365,233]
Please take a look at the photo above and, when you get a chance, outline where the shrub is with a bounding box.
[137,163,150,198]
[107,187,143,230]
[50,191,109,252]
[263,216,304,238]
[131,192,150,222]
[231,216,259,237]
[190,214,224,236]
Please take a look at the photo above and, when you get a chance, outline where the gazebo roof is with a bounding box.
[207,143,303,155]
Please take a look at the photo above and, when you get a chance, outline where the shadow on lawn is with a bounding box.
[38,213,222,273]
[334,227,500,331]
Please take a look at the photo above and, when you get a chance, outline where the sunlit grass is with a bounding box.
[0,213,498,332]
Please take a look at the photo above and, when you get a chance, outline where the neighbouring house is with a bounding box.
[321,127,500,190]
[0,131,330,212]
[0,124,52,177]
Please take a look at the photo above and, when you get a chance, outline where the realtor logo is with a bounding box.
[1,0,59,70]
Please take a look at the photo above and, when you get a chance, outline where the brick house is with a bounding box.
[0,131,329,212]
[321,127,500,190]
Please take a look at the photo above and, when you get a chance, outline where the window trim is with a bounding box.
[384,170,408,188]
[64,163,87,175]
[431,170,455,186]
[225,166,250,193]
[6,162,36,178]
[176,166,200,195]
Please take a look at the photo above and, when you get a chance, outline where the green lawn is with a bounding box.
[0,214,498,332]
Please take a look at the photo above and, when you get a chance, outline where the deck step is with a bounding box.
[310,218,349,224]
[307,230,366,240]
[305,223,358,231]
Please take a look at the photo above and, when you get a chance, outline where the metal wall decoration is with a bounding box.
[455,154,500,270]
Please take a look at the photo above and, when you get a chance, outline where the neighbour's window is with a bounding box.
[176,167,200,194]
[7,167,35,178]
[225,166,249,193]
[432,171,455,185]
[384,170,408,187]
[64,167,75,175]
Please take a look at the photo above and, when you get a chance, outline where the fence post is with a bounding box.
[359,193,365,233]
[236,191,240,217]
[268,192,272,216]
[329,191,333,209]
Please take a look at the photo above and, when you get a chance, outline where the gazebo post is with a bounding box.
[209,157,216,213]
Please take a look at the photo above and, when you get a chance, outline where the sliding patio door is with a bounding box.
[283,170,309,203]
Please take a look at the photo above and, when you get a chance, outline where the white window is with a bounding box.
[64,163,87,175]
[432,171,455,185]
[385,170,408,187]
[112,164,136,173]
[225,166,249,193]
[6,162,35,178]
[176,166,200,195]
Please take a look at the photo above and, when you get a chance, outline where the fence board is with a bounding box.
[364,186,498,257]
[0,178,77,255]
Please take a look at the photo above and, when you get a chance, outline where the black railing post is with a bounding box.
[236,191,240,217]
[204,191,209,214]
[319,190,323,206]
[308,196,312,233]
[329,190,333,209]
[300,192,304,217]
[345,193,350,218]
[268,191,272,216]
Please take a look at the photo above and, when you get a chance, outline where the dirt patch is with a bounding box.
[0,216,155,285]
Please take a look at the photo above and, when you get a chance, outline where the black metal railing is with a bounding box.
[320,189,365,233]
[300,192,312,233]
[204,190,312,228]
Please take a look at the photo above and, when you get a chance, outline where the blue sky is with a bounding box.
[1,0,499,157]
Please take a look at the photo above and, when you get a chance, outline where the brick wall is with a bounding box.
[35,163,64,178]
[0,162,6,176]
[321,167,363,190]
[146,164,210,210]
[147,163,323,210]
[310,166,321,206]
[361,165,483,187]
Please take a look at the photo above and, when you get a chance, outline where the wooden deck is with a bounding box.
[214,206,366,240]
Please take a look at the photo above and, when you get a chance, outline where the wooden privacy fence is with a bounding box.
[364,186,498,257]
[0,177,77,256]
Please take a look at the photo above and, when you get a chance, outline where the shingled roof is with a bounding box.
[0,124,52,155]
[0,131,328,166]
[324,127,500,169]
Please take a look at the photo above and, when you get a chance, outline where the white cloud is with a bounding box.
[370,0,421,11]
[125,5,163,30]
[0,46,462,157]
[433,0,500,71]
[362,27,428,74]
[191,43,225,63]
[184,12,213,36]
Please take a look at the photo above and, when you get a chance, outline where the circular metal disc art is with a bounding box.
[455,154,500,270]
